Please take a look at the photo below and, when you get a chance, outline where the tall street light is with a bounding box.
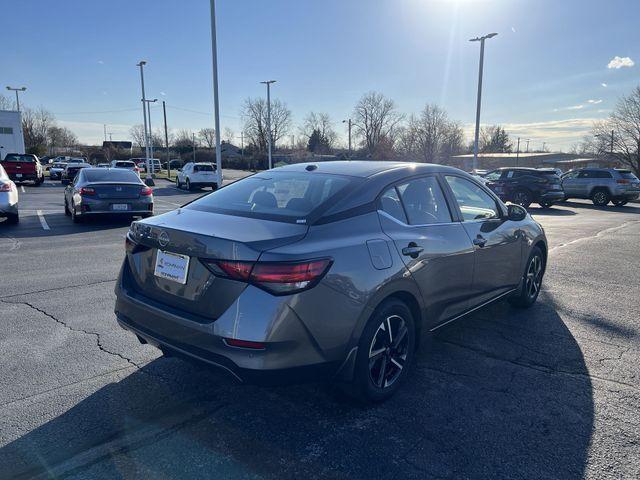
[342,119,352,158]
[261,80,276,169]
[144,98,158,172]
[136,61,154,186]
[209,0,223,187]
[470,32,498,173]
[6,86,27,111]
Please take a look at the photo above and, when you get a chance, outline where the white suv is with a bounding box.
[176,162,221,190]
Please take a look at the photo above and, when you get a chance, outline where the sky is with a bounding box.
[3,0,639,151]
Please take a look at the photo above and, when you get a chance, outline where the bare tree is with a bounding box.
[48,126,78,152]
[299,112,337,149]
[129,124,146,149]
[0,94,13,110]
[22,107,55,154]
[352,91,403,157]
[602,86,640,176]
[479,125,512,153]
[399,104,464,163]
[198,128,216,148]
[241,97,292,153]
[223,127,235,143]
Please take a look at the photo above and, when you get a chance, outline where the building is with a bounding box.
[0,110,25,160]
[449,152,622,172]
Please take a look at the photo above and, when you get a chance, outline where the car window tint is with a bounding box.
[84,169,139,182]
[396,177,451,225]
[445,176,499,221]
[379,187,407,223]
[194,164,214,172]
[484,170,501,181]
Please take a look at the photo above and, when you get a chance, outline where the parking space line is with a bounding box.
[20,185,26,193]
[36,210,50,230]
[154,198,184,207]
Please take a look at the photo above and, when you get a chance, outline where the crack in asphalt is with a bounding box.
[0,278,117,300]
[0,233,21,251]
[549,219,640,253]
[441,339,640,392]
[0,299,142,370]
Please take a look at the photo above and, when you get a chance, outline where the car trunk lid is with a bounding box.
[88,182,144,199]
[125,208,307,320]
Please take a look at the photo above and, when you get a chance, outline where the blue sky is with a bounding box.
[4,0,639,150]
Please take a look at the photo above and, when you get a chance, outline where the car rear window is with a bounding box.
[617,170,638,180]
[3,154,34,163]
[194,164,214,172]
[115,161,135,168]
[186,172,353,223]
[84,169,140,182]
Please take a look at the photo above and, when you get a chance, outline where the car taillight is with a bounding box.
[616,179,630,184]
[0,183,13,192]
[140,186,153,196]
[203,258,332,295]
[80,187,95,195]
[223,338,266,350]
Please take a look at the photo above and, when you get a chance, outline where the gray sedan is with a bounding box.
[64,168,154,223]
[115,161,547,402]
[0,164,19,224]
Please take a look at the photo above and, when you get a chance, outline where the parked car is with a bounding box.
[49,162,68,180]
[176,162,221,190]
[0,153,45,186]
[561,168,640,206]
[64,167,153,223]
[163,159,183,170]
[483,167,564,208]
[67,157,86,164]
[115,161,547,402]
[61,163,91,185]
[138,159,162,173]
[96,163,110,168]
[0,163,19,224]
[110,160,140,175]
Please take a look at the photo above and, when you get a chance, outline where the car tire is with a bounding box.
[185,178,192,191]
[348,299,416,403]
[176,177,181,189]
[64,199,71,216]
[512,189,532,209]
[612,200,628,207]
[71,206,82,224]
[591,189,610,206]
[509,246,544,308]
[5,212,19,225]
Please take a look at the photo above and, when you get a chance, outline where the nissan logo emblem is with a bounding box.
[158,231,170,248]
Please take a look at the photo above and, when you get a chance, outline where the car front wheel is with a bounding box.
[349,299,416,403]
[591,189,610,206]
[510,246,544,308]
[512,189,532,209]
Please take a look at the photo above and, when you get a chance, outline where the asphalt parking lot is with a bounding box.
[1,176,639,479]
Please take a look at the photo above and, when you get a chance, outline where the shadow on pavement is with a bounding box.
[561,200,640,214]
[0,213,133,238]
[0,295,593,479]
[528,206,576,216]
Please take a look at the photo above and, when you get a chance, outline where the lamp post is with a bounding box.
[6,86,26,111]
[209,0,223,186]
[136,61,154,186]
[342,119,352,158]
[260,80,276,169]
[470,32,498,173]
[144,98,158,173]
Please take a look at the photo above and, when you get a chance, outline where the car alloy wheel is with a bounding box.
[525,253,543,300]
[592,190,609,206]
[186,179,191,191]
[368,314,409,389]
[513,190,532,208]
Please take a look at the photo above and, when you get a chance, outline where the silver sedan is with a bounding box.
[0,164,19,224]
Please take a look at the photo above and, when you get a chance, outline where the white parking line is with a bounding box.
[20,185,26,193]
[154,198,184,207]
[36,210,50,230]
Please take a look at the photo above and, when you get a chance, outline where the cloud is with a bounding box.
[511,26,516,33]
[97,60,104,65]
[160,91,166,96]
[607,56,634,69]
[587,99,602,104]
[566,104,584,110]
[601,83,608,87]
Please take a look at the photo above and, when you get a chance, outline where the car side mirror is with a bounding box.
[507,203,527,221]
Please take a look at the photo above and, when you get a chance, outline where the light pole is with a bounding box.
[144,98,158,173]
[342,119,352,158]
[261,80,276,169]
[6,86,26,111]
[136,61,154,186]
[192,133,197,162]
[516,137,521,166]
[470,32,498,173]
[209,0,223,186]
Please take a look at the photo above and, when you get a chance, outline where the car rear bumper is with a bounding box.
[114,260,343,385]
[74,196,153,216]
[190,182,218,188]
[8,173,38,181]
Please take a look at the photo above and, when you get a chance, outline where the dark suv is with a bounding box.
[483,168,565,208]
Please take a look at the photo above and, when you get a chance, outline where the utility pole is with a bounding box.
[291,134,295,150]
[525,139,530,153]
[261,80,276,169]
[136,61,153,186]
[610,130,614,155]
[163,100,170,178]
[542,142,547,152]
[103,124,107,143]
[6,86,26,111]
[108,132,113,141]
[470,32,498,172]
[192,133,196,162]
[209,0,223,186]
[342,119,352,158]
[516,137,521,166]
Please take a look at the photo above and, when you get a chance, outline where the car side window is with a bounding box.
[484,170,502,181]
[445,176,500,221]
[395,177,452,225]
[563,170,579,179]
[379,187,407,223]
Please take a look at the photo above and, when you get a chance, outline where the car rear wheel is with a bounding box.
[176,177,181,189]
[591,189,610,206]
[5,212,19,224]
[509,246,544,308]
[348,299,416,403]
[71,206,83,224]
[512,189,532,209]
[612,200,628,207]
[185,178,192,191]
[64,199,71,216]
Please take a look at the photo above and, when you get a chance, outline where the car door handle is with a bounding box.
[402,243,424,258]
[473,235,487,247]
